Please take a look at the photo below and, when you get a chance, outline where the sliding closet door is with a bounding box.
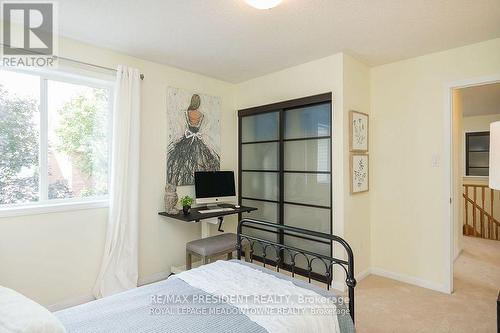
[239,111,280,257]
[238,93,332,279]
[282,103,332,274]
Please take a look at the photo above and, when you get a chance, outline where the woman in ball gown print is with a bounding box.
[167,94,220,186]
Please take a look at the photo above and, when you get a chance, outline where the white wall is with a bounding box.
[463,114,500,133]
[0,37,237,307]
[370,38,500,291]
[343,55,371,276]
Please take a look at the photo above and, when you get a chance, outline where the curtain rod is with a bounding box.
[0,43,144,80]
[54,56,145,80]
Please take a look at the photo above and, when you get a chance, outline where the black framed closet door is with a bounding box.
[238,93,332,278]
[239,111,280,258]
[281,103,332,274]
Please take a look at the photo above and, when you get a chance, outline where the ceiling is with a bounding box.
[58,0,500,83]
[460,82,500,117]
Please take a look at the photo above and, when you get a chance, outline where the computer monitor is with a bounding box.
[194,171,236,206]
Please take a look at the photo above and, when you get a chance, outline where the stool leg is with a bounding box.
[186,252,192,270]
[202,256,209,265]
[227,252,233,260]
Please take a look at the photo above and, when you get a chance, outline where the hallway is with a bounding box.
[356,236,500,333]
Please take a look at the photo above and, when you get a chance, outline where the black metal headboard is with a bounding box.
[236,218,357,323]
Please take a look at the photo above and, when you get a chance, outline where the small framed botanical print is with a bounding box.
[350,153,369,194]
[349,111,369,152]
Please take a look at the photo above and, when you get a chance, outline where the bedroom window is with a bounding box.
[465,131,490,177]
[0,68,113,212]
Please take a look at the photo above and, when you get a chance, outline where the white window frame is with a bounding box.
[0,66,114,217]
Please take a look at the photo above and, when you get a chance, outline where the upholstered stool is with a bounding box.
[186,233,239,270]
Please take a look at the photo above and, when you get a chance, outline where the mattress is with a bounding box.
[55,260,355,333]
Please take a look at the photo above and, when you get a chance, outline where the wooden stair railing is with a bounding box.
[463,184,500,240]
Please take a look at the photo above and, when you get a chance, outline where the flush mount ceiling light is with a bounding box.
[245,0,282,10]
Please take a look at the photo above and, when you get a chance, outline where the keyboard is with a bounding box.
[199,208,235,214]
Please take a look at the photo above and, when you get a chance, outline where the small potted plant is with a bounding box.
[180,196,194,215]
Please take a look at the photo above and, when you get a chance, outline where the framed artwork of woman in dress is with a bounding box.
[349,111,369,152]
[167,87,221,186]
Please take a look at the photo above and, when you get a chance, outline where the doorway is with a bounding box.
[449,78,500,294]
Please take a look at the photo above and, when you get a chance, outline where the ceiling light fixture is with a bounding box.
[245,0,282,10]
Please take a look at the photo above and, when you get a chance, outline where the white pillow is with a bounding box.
[0,286,66,333]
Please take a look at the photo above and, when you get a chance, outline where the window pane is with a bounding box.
[241,171,278,201]
[284,173,330,207]
[241,112,278,143]
[284,103,330,139]
[284,138,330,172]
[468,168,489,176]
[242,142,279,170]
[47,80,109,199]
[0,70,40,205]
[468,152,489,168]
[468,134,489,151]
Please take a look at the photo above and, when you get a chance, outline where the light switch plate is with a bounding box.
[432,154,440,167]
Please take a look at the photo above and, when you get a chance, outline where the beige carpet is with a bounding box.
[355,236,500,333]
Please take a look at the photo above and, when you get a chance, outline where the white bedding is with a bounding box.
[173,260,340,333]
[0,286,66,333]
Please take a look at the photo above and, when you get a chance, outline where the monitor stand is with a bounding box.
[204,203,221,210]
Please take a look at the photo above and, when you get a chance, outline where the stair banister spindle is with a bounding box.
[462,184,500,241]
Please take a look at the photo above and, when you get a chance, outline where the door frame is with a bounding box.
[444,74,500,293]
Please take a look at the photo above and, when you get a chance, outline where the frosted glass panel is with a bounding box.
[242,142,278,170]
[283,205,330,273]
[244,227,279,259]
[241,199,279,258]
[468,152,489,167]
[284,204,330,233]
[284,139,330,172]
[284,103,330,139]
[283,235,330,274]
[242,172,278,201]
[241,112,279,143]
[284,173,330,206]
[242,199,278,223]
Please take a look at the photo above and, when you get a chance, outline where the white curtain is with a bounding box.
[93,65,141,299]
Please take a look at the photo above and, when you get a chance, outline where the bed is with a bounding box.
[55,218,357,333]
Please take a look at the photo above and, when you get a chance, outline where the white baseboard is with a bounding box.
[331,268,371,292]
[355,268,371,281]
[47,294,95,312]
[454,249,463,262]
[369,267,448,293]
